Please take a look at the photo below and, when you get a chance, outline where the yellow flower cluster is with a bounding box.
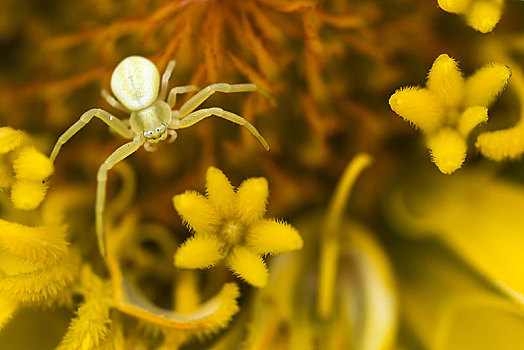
[0,220,79,334]
[438,0,504,33]
[389,54,510,174]
[173,167,303,288]
[0,127,54,210]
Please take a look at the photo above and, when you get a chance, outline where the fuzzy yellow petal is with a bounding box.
[173,191,219,235]
[10,180,48,210]
[0,219,68,266]
[0,251,80,303]
[96,322,124,350]
[389,87,444,133]
[465,0,502,33]
[246,218,303,255]
[458,106,488,137]
[427,54,464,108]
[226,246,268,288]
[235,177,269,224]
[57,267,113,350]
[206,166,236,218]
[476,127,524,161]
[0,127,26,154]
[174,235,224,269]
[12,146,54,181]
[463,63,511,107]
[427,129,467,175]
[437,0,471,13]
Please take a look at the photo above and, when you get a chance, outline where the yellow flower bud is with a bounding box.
[12,146,54,181]
[10,180,48,210]
[0,127,26,154]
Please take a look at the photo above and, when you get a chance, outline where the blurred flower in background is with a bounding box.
[1,0,524,349]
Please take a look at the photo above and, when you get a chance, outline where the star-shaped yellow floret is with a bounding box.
[437,0,504,33]
[389,54,510,174]
[173,167,303,288]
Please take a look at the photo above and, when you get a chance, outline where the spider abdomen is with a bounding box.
[111,56,160,111]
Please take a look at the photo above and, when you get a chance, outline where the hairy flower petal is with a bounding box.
[246,218,303,255]
[437,0,471,13]
[427,128,467,175]
[465,0,502,34]
[458,106,488,137]
[463,63,511,107]
[0,219,68,266]
[427,54,464,108]
[226,247,268,288]
[174,235,224,269]
[173,191,219,235]
[57,266,113,350]
[0,251,80,303]
[476,127,524,161]
[235,177,268,224]
[389,87,443,133]
[206,166,236,218]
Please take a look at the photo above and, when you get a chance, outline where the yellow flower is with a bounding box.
[437,0,504,33]
[173,167,303,288]
[0,127,54,210]
[389,54,510,174]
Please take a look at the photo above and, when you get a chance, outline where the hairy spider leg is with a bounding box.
[170,107,269,151]
[158,60,176,101]
[101,89,128,112]
[96,137,145,256]
[50,108,134,162]
[177,83,266,118]
[167,85,199,108]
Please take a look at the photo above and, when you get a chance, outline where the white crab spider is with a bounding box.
[49,55,270,256]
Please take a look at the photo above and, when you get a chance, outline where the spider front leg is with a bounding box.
[170,107,269,151]
[50,108,134,162]
[177,83,268,118]
[96,137,145,256]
